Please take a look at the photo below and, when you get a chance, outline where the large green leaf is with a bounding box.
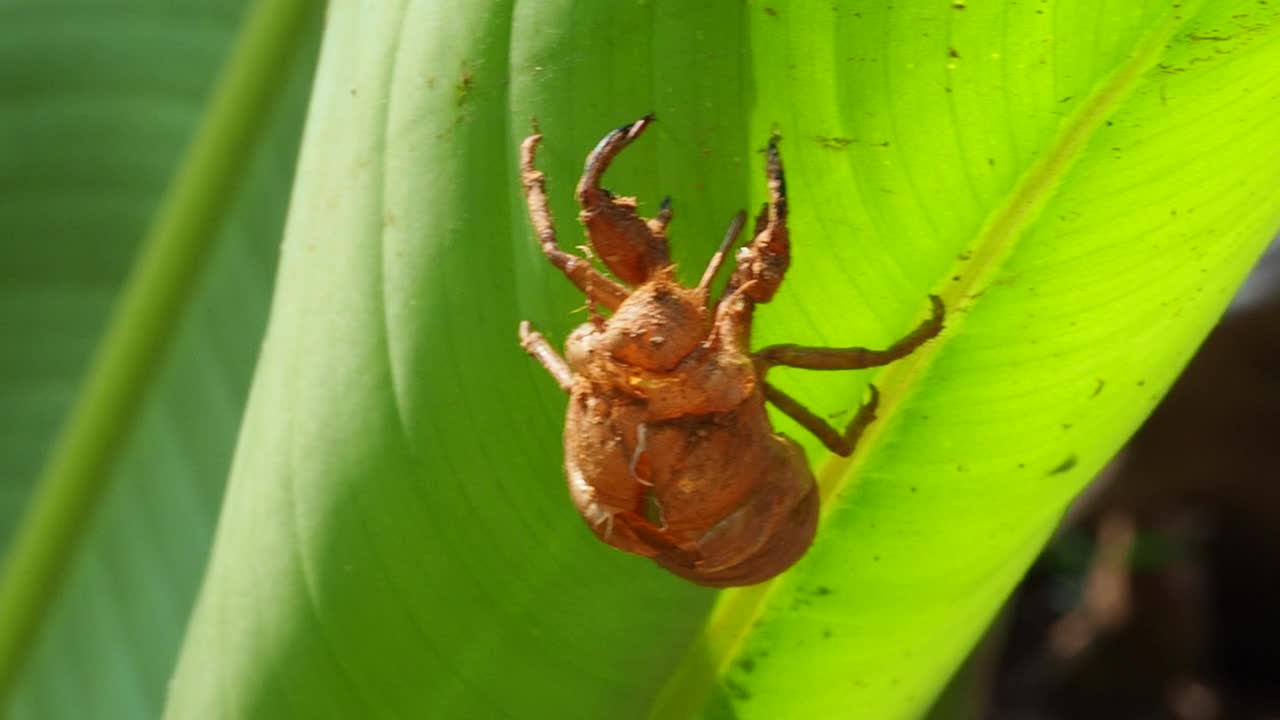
[7,0,1264,718]
[657,3,1280,717]
[0,2,318,717]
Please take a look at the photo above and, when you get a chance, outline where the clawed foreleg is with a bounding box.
[521,134,629,310]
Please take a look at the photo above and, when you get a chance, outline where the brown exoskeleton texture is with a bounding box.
[518,117,945,587]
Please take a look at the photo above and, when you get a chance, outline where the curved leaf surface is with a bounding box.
[169,1,1280,718]
[660,3,1280,717]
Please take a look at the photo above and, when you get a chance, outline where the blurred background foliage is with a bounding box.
[0,1,320,716]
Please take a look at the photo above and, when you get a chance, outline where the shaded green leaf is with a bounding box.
[0,2,318,716]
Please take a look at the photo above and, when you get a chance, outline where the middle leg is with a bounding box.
[518,320,575,393]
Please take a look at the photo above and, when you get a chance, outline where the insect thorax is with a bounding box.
[589,278,710,372]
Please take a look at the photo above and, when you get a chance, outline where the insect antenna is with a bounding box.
[696,210,747,296]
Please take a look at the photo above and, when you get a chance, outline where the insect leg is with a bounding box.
[697,210,746,294]
[754,295,944,372]
[520,133,628,310]
[707,136,789,352]
[649,195,674,237]
[518,321,575,392]
[762,382,881,458]
[575,115,672,285]
[578,115,654,196]
[722,133,789,304]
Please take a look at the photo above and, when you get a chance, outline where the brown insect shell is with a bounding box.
[561,335,815,585]
[565,269,755,420]
[559,268,817,586]
[593,268,706,372]
[578,193,670,286]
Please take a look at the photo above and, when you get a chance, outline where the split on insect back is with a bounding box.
[517,116,945,587]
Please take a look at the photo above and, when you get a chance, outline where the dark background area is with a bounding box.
[972,241,1280,720]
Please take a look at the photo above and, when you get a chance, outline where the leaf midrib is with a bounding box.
[651,5,1201,717]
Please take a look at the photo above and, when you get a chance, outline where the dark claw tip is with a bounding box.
[624,114,656,141]
[659,196,672,211]
[619,113,656,135]
[766,138,787,196]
